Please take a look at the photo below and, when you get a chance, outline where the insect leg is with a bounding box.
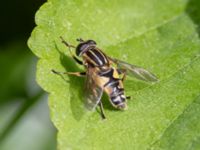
[122,71,127,82]
[71,56,83,65]
[52,69,86,77]
[60,36,83,65]
[98,101,106,119]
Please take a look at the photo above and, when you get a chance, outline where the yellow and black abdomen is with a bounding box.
[100,68,127,110]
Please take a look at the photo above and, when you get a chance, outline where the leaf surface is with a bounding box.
[28,0,200,149]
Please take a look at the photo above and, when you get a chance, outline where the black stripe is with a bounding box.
[86,50,104,66]
[86,50,100,66]
[111,92,126,103]
[104,79,119,87]
[111,98,121,105]
[111,87,124,97]
[92,49,108,65]
[111,95,125,105]
[99,68,113,77]
[93,49,107,64]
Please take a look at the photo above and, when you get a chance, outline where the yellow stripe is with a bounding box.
[89,50,103,65]
[96,48,108,64]
[83,54,98,66]
[113,68,119,79]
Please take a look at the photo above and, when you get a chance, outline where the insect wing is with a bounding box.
[84,68,103,111]
[110,58,158,82]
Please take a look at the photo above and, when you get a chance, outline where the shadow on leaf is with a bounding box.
[54,44,85,121]
[186,0,200,37]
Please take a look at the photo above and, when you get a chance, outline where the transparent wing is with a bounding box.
[84,68,103,111]
[109,57,158,82]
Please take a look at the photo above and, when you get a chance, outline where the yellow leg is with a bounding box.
[52,69,86,77]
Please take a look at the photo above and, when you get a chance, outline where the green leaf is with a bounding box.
[28,0,200,149]
[150,95,200,150]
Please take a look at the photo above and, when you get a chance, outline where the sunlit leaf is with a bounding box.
[28,0,200,149]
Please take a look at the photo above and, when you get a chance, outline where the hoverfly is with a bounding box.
[52,37,158,119]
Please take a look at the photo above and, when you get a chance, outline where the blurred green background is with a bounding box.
[0,0,57,150]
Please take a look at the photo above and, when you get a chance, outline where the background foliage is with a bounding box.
[0,0,56,150]
[28,0,200,150]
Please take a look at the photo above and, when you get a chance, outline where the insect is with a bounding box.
[52,37,158,119]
